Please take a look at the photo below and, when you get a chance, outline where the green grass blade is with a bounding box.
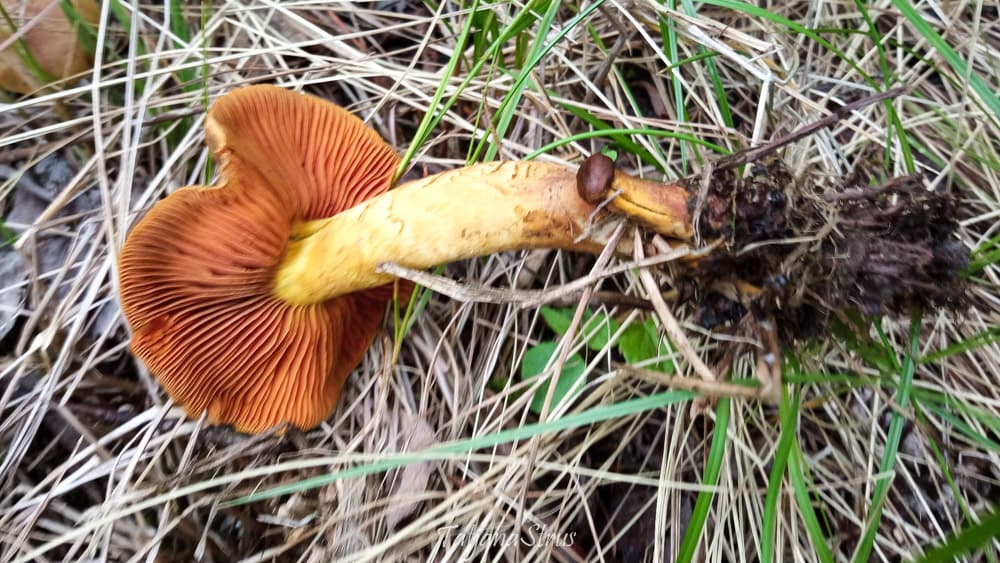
[169,0,197,91]
[0,3,57,86]
[475,0,561,162]
[966,231,1000,274]
[912,403,988,535]
[660,0,689,171]
[761,385,800,562]
[852,0,915,174]
[556,104,666,169]
[851,313,922,562]
[221,389,696,507]
[889,0,1000,126]
[395,1,479,178]
[523,126,728,161]
[919,326,1000,365]
[917,401,1000,452]
[475,0,605,162]
[399,1,558,171]
[676,398,731,563]
[915,507,1000,563]
[59,0,97,57]
[681,0,733,130]
[788,443,835,563]
[696,0,876,87]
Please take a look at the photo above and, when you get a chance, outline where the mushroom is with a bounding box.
[119,84,692,433]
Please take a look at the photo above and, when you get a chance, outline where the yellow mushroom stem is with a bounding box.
[274,160,692,305]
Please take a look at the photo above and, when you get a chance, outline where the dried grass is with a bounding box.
[1,1,998,562]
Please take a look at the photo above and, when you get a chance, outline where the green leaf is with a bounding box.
[539,307,621,351]
[540,306,573,336]
[0,219,16,248]
[619,318,674,373]
[582,312,620,351]
[619,323,656,364]
[521,342,587,415]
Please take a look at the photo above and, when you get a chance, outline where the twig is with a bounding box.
[821,174,922,202]
[544,290,657,310]
[376,247,694,308]
[712,86,910,172]
[691,161,714,247]
[618,365,761,400]
[633,230,718,383]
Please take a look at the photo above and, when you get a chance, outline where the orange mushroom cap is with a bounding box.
[118,85,411,433]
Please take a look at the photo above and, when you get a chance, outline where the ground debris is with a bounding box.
[685,157,968,339]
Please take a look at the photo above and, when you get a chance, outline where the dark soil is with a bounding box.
[684,157,968,341]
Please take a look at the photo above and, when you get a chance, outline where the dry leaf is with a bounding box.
[0,249,25,340]
[0,0,100,94]
[384,410,437,531]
